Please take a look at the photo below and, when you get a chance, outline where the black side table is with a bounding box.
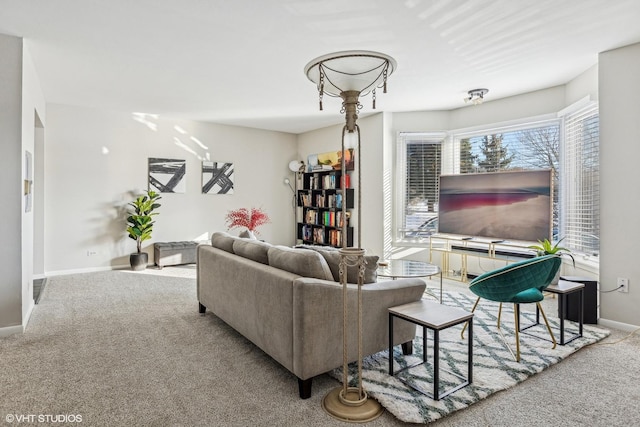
[520,280,584,345]
[389,300,473,400]
[560,276,598,324]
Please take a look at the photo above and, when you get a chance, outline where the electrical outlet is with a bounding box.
[617,277,629,293]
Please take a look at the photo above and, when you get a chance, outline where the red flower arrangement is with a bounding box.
[225,207,270,235]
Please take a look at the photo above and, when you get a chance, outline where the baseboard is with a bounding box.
[23,300,34,327]
[0,324,24,338]
[598,318,640,332]
[45,264,130,277]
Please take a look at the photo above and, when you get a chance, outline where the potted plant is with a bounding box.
[529,237,575,267]
[225,207,270,239]
[126,190,162,270]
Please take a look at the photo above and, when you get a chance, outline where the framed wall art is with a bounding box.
[202,161,234,194]
[148,158,186,193]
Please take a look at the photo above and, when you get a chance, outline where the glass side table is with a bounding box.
[377,259,443,302]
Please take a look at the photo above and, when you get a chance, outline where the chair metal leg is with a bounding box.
[493,303,520,362]
[536,302,557,349]
[514,304,521,362]
[461,296,481,339]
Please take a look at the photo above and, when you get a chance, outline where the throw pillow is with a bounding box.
[210,231,236,253]
[267,246,334,281]
[296,245,379,284]
[232,239,271,265]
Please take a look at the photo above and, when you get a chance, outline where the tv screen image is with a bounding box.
[438,170,552,242]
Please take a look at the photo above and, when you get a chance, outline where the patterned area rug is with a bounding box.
[330,291,610,424]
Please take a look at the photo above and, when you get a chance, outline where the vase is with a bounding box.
[239,230,257,240]
[130,252,149,271]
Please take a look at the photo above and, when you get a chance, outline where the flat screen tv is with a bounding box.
[438,170,552,242]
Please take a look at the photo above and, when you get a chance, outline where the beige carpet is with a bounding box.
[1,268,639,426]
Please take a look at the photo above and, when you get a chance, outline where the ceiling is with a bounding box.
[2,0,640,134]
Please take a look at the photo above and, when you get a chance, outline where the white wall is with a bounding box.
[21,43,46,325]
[566,64,598,105]
[0,35,46,335]
[0,34,23,331]
[599,42,640,327]
[44,104,297,274]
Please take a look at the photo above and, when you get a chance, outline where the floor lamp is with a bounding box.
[286,160,305,246]
[304,50,396,423]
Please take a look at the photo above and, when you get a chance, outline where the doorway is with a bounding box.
[33,111,45,302]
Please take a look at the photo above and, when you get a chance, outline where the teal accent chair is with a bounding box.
[461,255,562,362]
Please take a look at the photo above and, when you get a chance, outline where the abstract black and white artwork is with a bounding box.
[202,161,234,194]
[148,158,186,193]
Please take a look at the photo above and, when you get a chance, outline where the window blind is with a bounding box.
[561,105,599,255]
[397,133,443,240]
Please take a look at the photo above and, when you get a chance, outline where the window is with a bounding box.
[447,122,562,238]
[397,133,443,241]
[396,108,599,256]
[561,104,599,255]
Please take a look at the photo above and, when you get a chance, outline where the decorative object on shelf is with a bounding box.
[307,149,355,171]
[148,157,186,193]
[202,161,234,194]
[464,88,489,105]
[126,190,162,270]
[225,207,270,237]
[304,50,395,423]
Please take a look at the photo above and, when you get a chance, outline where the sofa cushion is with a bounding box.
[211,231,236,253]
[267,246,334,281]
[233,239,272,264]
[296,245,378,284]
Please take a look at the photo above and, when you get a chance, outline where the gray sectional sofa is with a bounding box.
[197,232,426,398]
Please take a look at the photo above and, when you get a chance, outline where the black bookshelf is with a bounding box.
[296,170,354,248]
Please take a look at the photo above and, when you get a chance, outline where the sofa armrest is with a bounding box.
[291,277,426,380]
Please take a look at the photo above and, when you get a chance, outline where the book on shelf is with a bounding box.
[341,174,350,189]
[322,174,337,189]
[322,211,337,227]
[309,175,321,190]
[312,164,333,171]
[305,210,318,224]
[299,192,311,207]
[301,225,313,241]
[328,229,342,247]
[313,228,325,244]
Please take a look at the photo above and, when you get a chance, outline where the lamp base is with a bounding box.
[322,386,384,423]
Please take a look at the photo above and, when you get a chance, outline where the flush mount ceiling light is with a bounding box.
[464,88,489,105]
